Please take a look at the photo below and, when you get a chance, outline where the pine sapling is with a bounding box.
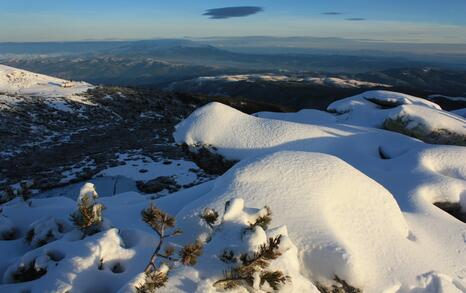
[179,241,203,266]
[19,182,32,202]
[214,234,290,290]
[248,206,272,230]
[137,203,203,292]
[214,204,290,291]
[70,183,104,236]
[136,264,170,293]
[200,208,219,229]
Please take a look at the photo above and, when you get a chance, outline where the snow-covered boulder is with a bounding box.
[326,90,466,145]
[384,105,466,145]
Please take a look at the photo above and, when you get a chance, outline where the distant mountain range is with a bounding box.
[1,38,465,110]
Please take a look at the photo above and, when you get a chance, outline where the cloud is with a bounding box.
[322,12,343,15]
[346,18,366,21]
[203,6,263,19]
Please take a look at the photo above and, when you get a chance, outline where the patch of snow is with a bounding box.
[0,64,95,113]
[98,153,200,186]
[0,64,93,98]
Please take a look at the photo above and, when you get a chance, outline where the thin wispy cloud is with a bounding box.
[322,12,343,15]
[203,6,263,19]
[346,18,366,21]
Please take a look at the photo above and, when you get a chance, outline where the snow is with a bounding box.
[0,64,92,98]
[1,88,466,292]
[98,153,199,185]
[171,74,390,89]
[173,97,466,292]
[208,74,391,88]
[387,105,466,136]
[325,91,466,140]
[328,90,441,114]
[0,64,94,112]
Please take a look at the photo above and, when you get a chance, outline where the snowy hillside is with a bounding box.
[167,74,391,93]
[1,88,466,292]
[190,74,390,88]
[0,64,94,113]
[0,64,92,98]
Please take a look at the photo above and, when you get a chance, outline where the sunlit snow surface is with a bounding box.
[0,64,94,112]
[1,89,466,292]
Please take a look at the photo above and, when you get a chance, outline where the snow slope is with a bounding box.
[0,64,94,112]
[0,64,92,98]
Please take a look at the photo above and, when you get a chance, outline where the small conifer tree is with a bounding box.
[69,183,104,236]
[248,206,272,230]
[211,203,290,291]
[137,203,203,292]
[200,208,219,229]
[214,235,290,290]
[19,182,32,202]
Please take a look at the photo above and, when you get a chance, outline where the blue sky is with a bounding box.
[1,0,465,43]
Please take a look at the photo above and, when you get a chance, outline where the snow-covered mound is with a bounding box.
[326,90,466,145]
[0,64,92,98]
[327,90,441,128]
[174,99,466,292]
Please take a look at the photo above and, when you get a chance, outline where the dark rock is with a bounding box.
[136,176,181,194]
[181,144,237,175]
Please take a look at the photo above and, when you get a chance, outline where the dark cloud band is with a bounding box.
[203,6,263,19]
[322,12,343,15]
[346,18,366,21]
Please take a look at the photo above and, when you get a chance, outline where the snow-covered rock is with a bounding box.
[325,90,466,145]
